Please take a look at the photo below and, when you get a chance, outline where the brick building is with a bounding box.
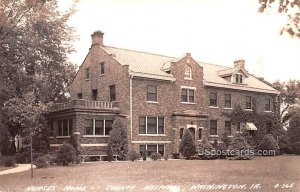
[48,31,280,159]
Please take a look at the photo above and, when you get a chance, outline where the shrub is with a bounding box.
[2,156,15,167]
[150,152,161,161]
[216,142,227,159]
[179,129,196,159]
[257,134,279,156]
[197,137,216,160]
[34,154,52,168]
[106,119,128,161]
[227,133,252,160]
[164,155,169,160]
[55,143,77,166]
[278,135,293,154]
[292,142,300,155]
[127,150,139,161]
[142,151,147,161]
[171,153,180,159]
[106,144,114,162]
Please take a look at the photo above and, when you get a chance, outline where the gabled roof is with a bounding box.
[218,67,249,78]
[101,46,279,94]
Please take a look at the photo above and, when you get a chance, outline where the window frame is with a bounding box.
[83,119,113,137]
[147,85,158,102]
[77,93,83,99]
[139,116,165,135]
[209,120,218,136]
[100,62,105,75]
[225,121,232,136]
[233,73,244,84]
[181,87,196,104]
[57,119,72,137]
[210,92,218,107]
[246,96,253,110]
[224,93,232,108]
[109,85,116,102]
[264,98,271,111]
[184,65,192,80]
[85,68,90,80]
[139,144,165,157]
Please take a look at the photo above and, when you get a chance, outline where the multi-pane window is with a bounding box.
[224,94,231,108]
[236,122,241,132]
[181,88,195,103]
[92,89,97,101]
[85,68,89,79]
[84,119,113,136]
[109,85,116,102]
[147,85,157,102]
[139,117,164,134]
[210,92,217,107]
[265,98,271,111]
[100,62,105,75]
[210,120,218,136]
[57,119,72,137]
[246,96,252,109]
[179,128,184,139]
[77,93,83,99]
[234,74,243,84]
[140,144,164,157]
[184,65,192,79]
[225,121,232,136]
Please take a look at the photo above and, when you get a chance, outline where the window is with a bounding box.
[210,120,218,136]
[109,85,116,102]
[85,68,89,79]
[198,128,202,140]
[236,122,241,132]
[92,89,97,101]
[139,144,164,157]
[184,65,192,79]
[224,94,231,108]
[179,128,184,139]
[181,88,195,103]
[225,121,232,136]
[77,93,83,99]
[100,62,105,75]
[210,92,217,107]
[139,117,164,135]
[234,74,243,84]
[265,98,271,111]
[147,85,157,102]
[246,96,252,109]
[84,119,113,136]
[49,121,54,137]
[57,119,72,137]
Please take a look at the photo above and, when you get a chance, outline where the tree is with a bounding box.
[106,119,128,161]
[179,129,196,159]
[287,106,300,145]
[0,0,77,155]
[2,92,49,155]
[258,0,300,38]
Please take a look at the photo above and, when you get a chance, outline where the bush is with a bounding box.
[164,155,169,160]
[257,134,279,156]
[1,156,15,167]
[227,133,252,160]
[171,153,180,159]
[150,152,161,161]
[55,143,77,166]
[179,129,196,159]
[34,154,52,168]
[196,137,216,160]
[127,150,139,161]
[278,135,293,154]
[292,142,300,155]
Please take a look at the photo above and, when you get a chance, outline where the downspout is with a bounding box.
[130,75,133,143]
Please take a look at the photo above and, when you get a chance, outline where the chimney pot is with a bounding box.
[234,59,245,69]
[91,30,104,46]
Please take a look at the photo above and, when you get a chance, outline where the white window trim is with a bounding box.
[146,85,158,102]
[184,65,192,80]
[224,93,232,109]
[58,120,71,137]
[84,119,112,136]
[245,96,253,110]
[209,120,218,136]
[139,144,165,156]
[209,92,218,107]
[56,136,71,139]
[140,116,165,135]
[181,86,196,104]
[232,72,244,84]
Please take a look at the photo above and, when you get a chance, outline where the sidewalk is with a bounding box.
[0,164,35,176]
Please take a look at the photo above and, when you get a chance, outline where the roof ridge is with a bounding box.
[198,60,232,69]
[104,45,177,59]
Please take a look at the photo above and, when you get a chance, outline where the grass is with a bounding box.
[0,155,299,192]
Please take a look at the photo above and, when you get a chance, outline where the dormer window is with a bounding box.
[184,65,192,79]
[234,73,243,84]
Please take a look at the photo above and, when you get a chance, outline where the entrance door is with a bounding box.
[188,127,196,142]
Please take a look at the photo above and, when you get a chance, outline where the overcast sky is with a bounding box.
[59,0,300,82]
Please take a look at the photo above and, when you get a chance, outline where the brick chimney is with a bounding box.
[233,59,245,69]
[91,30,104,46]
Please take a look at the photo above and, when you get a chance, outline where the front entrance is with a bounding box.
[187,127,196,142]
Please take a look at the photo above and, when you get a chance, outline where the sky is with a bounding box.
[58,0,300,82]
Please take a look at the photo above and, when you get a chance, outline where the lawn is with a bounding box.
[0,155,299,192]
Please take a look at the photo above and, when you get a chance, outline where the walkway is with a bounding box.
[0,164,35,176]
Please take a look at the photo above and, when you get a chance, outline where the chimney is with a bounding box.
[91,30,104,46]
[233,59,245,69]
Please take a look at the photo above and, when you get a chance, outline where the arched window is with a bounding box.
[184,65,192,79]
